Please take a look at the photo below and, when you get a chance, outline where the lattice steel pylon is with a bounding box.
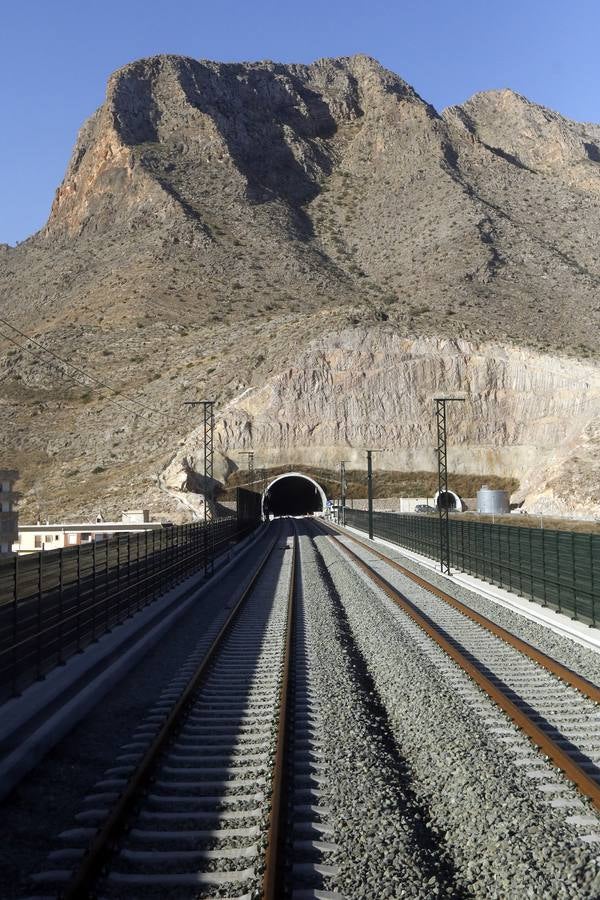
[184,399,216,575]
[340,460,346,525]
[203,401,215,522]
[364,450,384,540]
[239,451,255,487]
[434,397,464,575]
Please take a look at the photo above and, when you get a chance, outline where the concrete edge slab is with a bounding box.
[0,523,266,800]
[338,524,600,656]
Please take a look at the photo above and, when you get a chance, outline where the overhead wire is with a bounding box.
[0,327,154,422]
[0,315,167,419]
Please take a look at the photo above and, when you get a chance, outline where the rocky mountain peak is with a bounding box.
[2,54,600,522]
[445,86,600,179]
[44,54,438,238]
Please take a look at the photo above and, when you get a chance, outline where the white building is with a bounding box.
[13,510,164,554]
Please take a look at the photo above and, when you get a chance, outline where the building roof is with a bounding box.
[19,522,163,532]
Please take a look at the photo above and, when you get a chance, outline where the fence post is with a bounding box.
[144,530,150,604]
[528,528,534,602]
[136,533,142,611]
[591,534,596,628]
[36,550,43,680]
[571,531,577,621]
[91,540,97,641]
[11,553,19,695]
[152,530,157,598]
[555,532,561,614]
[367,451,374,541]
[58,548,65,664]
[203,522,209,576]
[116,534,122,623]
[76,544,82,651]
[105,539,111,631]
[127,533,132,618]
[506,527,511,594]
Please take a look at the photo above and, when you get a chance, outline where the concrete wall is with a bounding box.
[344,497,433,512]
[343,496,477,512]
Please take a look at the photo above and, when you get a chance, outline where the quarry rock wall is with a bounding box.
[162,330,600,520]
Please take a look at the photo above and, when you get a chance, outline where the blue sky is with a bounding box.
[1,0,598,245]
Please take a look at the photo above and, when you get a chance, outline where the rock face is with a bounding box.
[1,54,599,520]
[163,331,600,518]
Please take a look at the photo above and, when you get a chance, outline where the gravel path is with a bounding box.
[297,528,463,898]
[0,527,274,899]
[313,524,600,898]
[344,527,600,686]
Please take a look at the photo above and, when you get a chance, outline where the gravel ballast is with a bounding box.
[313,524,600,898]
[343,526,600,686]
[297,529,463,898]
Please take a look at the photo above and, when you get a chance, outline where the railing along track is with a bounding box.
[320,520,600,812]
[56,523,296,899]
[0,517,255,700]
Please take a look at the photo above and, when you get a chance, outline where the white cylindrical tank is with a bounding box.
[476,485,510,514]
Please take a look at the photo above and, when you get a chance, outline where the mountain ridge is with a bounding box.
[1,53,599,521]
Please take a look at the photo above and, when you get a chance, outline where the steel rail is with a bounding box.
[60,523,291,899]
[323,521,600,705]
[262,526,297,899]
[321,523,600,812]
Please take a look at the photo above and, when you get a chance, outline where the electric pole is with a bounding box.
[259,467,267,519]
[365,450,384,540]
[239,451,255,487]
[184,399,215,574]
[434,397,465,575]
[340,460,347,526]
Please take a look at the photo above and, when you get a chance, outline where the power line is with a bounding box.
[0,327,153,421]
[0,315,165,419]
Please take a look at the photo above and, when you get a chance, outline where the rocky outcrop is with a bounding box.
[445,89,600,189]
[162,330,600,519]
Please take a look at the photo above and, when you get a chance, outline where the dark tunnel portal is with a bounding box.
[437,490,458,511]
[264,476,324,517]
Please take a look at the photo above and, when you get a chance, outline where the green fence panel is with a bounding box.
[342,507,600,627]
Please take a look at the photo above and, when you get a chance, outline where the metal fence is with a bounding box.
[342,507,600,627]
[0,489,262,700]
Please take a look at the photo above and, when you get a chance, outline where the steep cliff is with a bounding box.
[0,55,599,520]
[162,331,600,519]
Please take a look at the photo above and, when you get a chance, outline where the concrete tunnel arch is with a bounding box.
[433,489,464,512]
[262,472,328,518]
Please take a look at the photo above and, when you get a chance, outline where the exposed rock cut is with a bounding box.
[162,332,600,519]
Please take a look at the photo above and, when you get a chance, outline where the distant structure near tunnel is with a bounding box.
[433,489,464,512]
[262,471,327,518]
[476,486,510,515]
[0,469,19,555]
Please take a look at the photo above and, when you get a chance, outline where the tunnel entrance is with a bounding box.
[263,473,326,518]
[434,490,463,512]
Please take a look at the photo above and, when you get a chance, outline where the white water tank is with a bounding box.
[476,485,510,515]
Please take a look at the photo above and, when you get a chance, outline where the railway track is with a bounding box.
[322,520,600,827]
[26,521,342,900]
[18,514,600,896]
[27,522,295,898]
